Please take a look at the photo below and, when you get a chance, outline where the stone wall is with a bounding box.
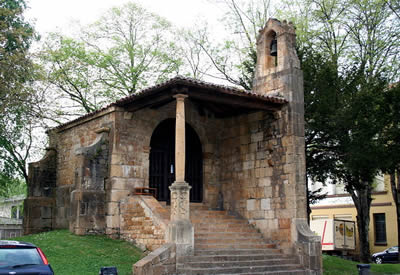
[133,243,176,275]
[219,110,296,248]
[120,195,169,251]
[24,149,57,234]
[52,108,115,230]
[70,129,109,235]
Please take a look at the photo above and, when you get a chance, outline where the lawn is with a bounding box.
[13,230,143,275]
[10,230,400,275]
[323,254,400,275]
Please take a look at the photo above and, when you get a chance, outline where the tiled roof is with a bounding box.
[53,75,287,130]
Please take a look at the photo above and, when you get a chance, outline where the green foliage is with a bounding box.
[0,173,26,198]
[279,0,400,262]
[40,2,182,117]
[186,0,270,89]
[0,0,37,112]
[13,230,143,275]
[0,0,41,185]
[323,254,400,274]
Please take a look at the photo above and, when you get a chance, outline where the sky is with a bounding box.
[25,0,225,35]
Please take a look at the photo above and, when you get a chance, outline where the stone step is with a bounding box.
[181,253,290,262]
[195,225,259,233]
[183,258,295,269]
[193,249,280,256]
[195,237,264,244]
[177,264,304,274]
[195,232,263,238]
[194,221,254,227]
[192,219,247,225]
[195,243,276,250]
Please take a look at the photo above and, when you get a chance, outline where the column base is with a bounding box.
[167,219,194,256]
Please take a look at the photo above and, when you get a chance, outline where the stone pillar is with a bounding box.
[167,94,194,256]
[174,94,187,183]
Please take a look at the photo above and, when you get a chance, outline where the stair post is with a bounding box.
[167,93,194,256]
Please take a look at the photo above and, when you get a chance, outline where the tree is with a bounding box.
[209,0,400,262]
[0,0,41,195]
[186,0,271,89]
[40,34,103,115]
[0,0,36,113]
[288,0,400,262]
[176,25,213,80]
[40,2,182,117]
[380,83,400,261]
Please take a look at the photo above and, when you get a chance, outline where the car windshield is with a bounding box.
[0,248,42,268]
[387,247,399,253]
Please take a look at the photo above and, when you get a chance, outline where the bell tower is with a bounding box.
[252,19,322,273]
[253,18,301,97]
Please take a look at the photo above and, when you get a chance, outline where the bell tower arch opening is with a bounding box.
[149,118,203,203]
[266,30,278,69]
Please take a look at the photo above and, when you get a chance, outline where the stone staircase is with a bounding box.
[164,203,306,275]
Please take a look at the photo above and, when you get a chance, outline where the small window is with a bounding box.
[11,206,18,219]
[374,213,387,244]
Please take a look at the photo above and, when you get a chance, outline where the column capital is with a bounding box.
[173,93,188,101]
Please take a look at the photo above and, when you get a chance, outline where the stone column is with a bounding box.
[167,94,194,255]
[174,94,187,183]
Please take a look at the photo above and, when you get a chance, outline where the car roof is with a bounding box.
[0,240,36,248]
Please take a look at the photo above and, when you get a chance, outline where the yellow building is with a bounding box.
[310,175,398,255]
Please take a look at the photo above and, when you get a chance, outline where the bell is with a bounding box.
[270,39,277,56]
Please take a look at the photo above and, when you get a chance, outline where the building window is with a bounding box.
[374,213,387,244]
[11,206,18,219]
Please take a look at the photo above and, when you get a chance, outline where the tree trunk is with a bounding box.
[349,184,372,263]
[390,170,400,262]
[306,177,311,225]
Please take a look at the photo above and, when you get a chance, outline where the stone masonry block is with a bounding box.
[247,199,256,211]
[259,178,271,187]
[106,202,119,216]
[110,165,123,178]
[107,190,130,202]
[261,198,271,210]
[251,132,264,143]
[106,215,120,228]
[279,218,291,229]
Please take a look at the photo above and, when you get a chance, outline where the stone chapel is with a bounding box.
[24,19,321,274]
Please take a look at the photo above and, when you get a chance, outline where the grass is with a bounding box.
[10,230,400,275]
[12,230,143,275]
[323,254,400,275]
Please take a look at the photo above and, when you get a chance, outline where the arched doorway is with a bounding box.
[149,119,203,202]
